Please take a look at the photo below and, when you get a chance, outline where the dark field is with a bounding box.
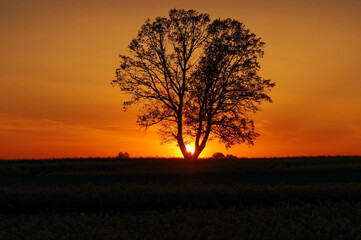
[1,156,361,239]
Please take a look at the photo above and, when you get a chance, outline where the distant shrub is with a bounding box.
[210,153,238,159]
[225,154,238,159]
[116,152,130,159]
[211,152,225,159]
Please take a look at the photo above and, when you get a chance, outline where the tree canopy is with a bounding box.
[113,9,275,160]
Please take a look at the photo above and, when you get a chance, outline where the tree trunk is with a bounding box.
[178,140,192,160]
[190,147,203,161]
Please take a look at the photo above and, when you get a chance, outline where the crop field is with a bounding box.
[1,156,361,239]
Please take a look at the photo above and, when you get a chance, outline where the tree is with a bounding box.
[225,154,238,159]
[211,152,225,159]
[116,152,130,159]
[113,9,275,160]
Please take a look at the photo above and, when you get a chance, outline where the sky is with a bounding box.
[0,0,361,159]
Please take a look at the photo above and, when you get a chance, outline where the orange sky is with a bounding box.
[1,0,361,159]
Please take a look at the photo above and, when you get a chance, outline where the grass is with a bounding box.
[1,203,361,240]
[0,156,361,239]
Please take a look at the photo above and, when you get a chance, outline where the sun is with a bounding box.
[186,145,194,154]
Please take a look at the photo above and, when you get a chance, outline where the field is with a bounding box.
[1,156,361,239]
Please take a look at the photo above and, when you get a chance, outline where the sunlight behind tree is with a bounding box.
[186,145,195,154]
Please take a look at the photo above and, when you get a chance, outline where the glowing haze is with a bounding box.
[0,0,360,159]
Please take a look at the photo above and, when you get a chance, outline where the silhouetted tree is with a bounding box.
[113,9,275,160]
[211,152,226,159]
[226,154,238,159]
[116,152,130,159]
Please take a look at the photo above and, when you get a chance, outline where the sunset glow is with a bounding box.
[186,145,195,155]
[0,0,361,159]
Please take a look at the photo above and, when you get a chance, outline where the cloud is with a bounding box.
[0,118,65,132]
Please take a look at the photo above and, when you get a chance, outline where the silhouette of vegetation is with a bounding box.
[113,9,275,160]
[226,154,238,159]
[211,152,225,158]
[116,151,130,159]
[211,153,238,159]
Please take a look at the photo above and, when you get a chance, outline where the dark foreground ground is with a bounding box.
[1,156,361,239]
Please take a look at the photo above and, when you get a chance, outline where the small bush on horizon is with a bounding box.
[116,152,130,160]
[210,153,238,159]
[211,152,225,159]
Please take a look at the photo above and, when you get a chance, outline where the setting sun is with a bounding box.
[186,145,195,154]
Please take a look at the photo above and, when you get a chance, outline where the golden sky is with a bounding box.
[1,0,361,159]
